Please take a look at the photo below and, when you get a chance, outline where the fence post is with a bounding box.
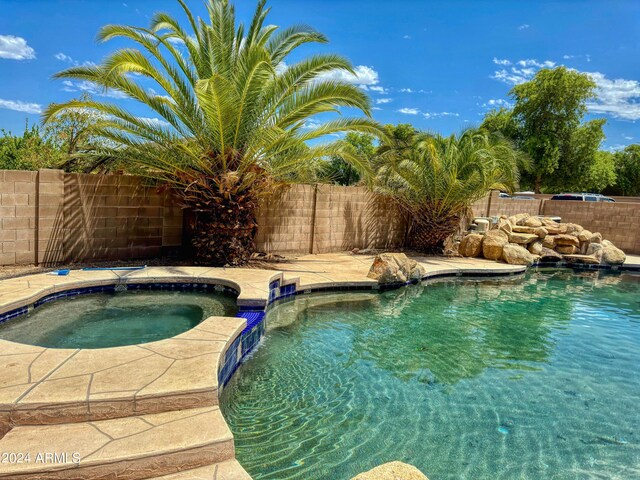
[309,183,318,254]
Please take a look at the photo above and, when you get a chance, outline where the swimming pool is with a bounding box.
[0,289,237,349]
[221,270,640,479]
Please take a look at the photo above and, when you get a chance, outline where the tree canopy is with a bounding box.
[613,145,640,196]
[481,66,612,193]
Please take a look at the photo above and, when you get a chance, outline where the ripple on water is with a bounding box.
[220,271,640,480]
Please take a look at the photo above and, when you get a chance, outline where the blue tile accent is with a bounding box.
[0,306,29,325]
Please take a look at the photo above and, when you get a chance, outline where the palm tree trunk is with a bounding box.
[186,174,260,266]
[408,206,461,253]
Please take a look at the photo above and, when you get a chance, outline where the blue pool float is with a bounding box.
[50,269,70,276]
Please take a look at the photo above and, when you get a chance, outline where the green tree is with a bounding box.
[480,107,520,143]
[326,132,375,185]
[0,123,64,170]
[510,66,600,192]
[44,0,382,265]
[45,95,117,173]
[583,150,617,193]
[544,118,612,192]
[483,67,608,193]
[613,145,640,196]
[374,128,525,252]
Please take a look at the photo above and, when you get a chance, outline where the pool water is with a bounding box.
[220,270,640,480]
[0,290,237,349]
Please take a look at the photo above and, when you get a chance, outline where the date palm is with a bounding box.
[375,128,525,253]
[44,0,381,265]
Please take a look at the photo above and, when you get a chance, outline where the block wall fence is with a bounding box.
[0,169,182,266]
[1,169,639,267]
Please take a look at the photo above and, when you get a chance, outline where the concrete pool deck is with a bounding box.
[0,253,638,479]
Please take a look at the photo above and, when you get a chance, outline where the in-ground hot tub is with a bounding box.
[0,287,238,349]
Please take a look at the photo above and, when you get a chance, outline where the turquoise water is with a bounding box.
[0,290,237,348]
[221,270,640,480]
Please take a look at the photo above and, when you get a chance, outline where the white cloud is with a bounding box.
[484,99,512,108]
[623,135,633,140]
[606,144,627,152]
[54,52,73,62]
[423,111,459,119]
[492,68,529,85]
[517,59,555,68]
[140,117,170,127]
[0,98,42,114]
[54,53,96,67]
[398,108,420,115]
[0,35,35,60]
[302,119,322,130]
[518,24,530,30]
[62,80,128,99]
[493,57,511,66]
[563,54,591,62]
[403,35,411,39]
[376,98,393,104]
[399,88,414,93]
[167,37,185,45]
[491,58,555,85]
[586,71,640,120]
[369,85,388,94]
[318,65,379,87]
[490,57,640,121]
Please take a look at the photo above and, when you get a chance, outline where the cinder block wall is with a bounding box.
[0,169,183,266]
[254,184,316,254]
[471,191,543,218]
[312,185,406,253]
[255,184,407,254]
[0,170,37,265]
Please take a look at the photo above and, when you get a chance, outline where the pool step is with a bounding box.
[150,459,251,479]
[0,406,234,480]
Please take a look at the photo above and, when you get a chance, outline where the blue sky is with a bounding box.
[0,0,638,150]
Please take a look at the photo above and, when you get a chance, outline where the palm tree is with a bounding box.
[43,0,382,265]
[374,128,525,253]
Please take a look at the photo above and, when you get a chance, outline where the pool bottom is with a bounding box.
[221,270,640,480]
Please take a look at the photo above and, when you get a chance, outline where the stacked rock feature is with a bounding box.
[459,214,626,266]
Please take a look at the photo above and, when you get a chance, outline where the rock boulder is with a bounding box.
[523,216,543,227]
[367,253,425,284]
[554,234,580,247]
[540,247,563,261]
[509,233,539,245]
[482,229,509,260]
[563,254,601,265]
[503,244,535,265]
[600,244,626,265]
[352,462,429,480]
[528,240,543,255]
[556,245,578,255]
[459,234,484,257]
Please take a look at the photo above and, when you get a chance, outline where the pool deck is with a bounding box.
[0,253,638,479]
